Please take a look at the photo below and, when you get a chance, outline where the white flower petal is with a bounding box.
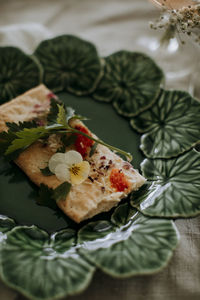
[64,150,83,165]
[54,164,71,182]
[48,153,66,173]
[70,161,90,185]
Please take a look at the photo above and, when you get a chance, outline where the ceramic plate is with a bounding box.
[0,35,199,300]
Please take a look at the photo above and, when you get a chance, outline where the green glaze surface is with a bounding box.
[0,226,95,300]
[0,215,15,234]
[0,207,179,300]
[93,51,164,117]
[131,89,200,158]
[0,35,197,300]
[0,47,42,104]
[34,35,103,95]
[78,203,179,278]
[131,149,200,218]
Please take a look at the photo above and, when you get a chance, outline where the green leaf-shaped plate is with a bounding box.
[0,226,95,300]
[130,89,200,158]
[0,205,179,300]
[78,204,179,277]
[0,35,198,300]
[93,51,164,117]
[34,35,103,95]
[131,149,200,218]
[0,47,42,104]
[0,89,180,299]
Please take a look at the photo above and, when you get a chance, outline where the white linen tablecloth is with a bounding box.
[0,1,199,299]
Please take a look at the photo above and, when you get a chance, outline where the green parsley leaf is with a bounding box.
[0,121,38,157]
[37,182,71,208]
[53,181,71,203]
[57,104,87,125]
[40,166,54,176]
[37,184,74,224]
[5,126,48,155]
[57,134,77,153]
[0,131,15,156]
[47,98,62,124]
[6,120,38,132]
[56,104,68,126]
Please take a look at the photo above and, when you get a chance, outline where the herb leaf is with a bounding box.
[40,166,54,176]
[0,131,16,156]
[53,182,71,203]
[37,182,71,209]
[6,121,38,132]
[37,184,74,224]
[47,98,62,124]
[0,121,38,157]
[5,126,48,155]
[57,134,77,153]
[58,105,87,125]
[57,105,68,126]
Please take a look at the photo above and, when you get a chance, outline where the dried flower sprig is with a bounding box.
[150,0,200,44]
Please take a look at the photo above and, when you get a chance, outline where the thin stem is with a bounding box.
[55,127,133,162]
[160,24,176,45]
[3,122,132,162]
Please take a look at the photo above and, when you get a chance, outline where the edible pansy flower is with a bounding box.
[48,150,90,185]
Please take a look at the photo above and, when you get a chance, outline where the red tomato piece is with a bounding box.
[109,168,130,192]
